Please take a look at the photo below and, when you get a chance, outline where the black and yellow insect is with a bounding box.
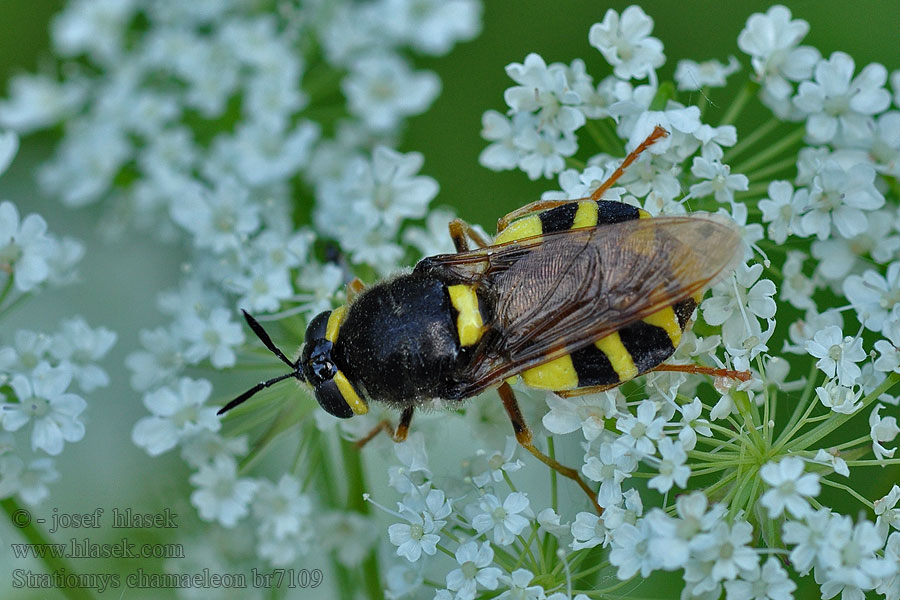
[219,127,745,510]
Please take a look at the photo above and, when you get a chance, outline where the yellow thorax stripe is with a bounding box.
[595,332,639,380]
[448,284,485,346]
[325,305,347,343]
[333,370,367,415]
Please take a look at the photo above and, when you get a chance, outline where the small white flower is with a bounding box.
[688,157,748,204]
[0,201,53,292]
[131,377,221,456]
[496,568,545,600]
[812,448,850,477]
[181,307,244,368]
[444,541,501,600]
[542,389,619,441]
[0,73,86,132]
[189,455,258,528]
[469,492,532,546]
[3,364,86,456]
[571,511,607,550]
[342,53,440,132]
[471,437,524,487]
[815,380,863,414]
[615,399,666,457]
[816,516,895,600]
[798,160,884,241]
[677,397,712,451]
[582,440,637,508]
[806,325,866,386]
[783,508,833,575]
[693,520,759,582]
[609,518,658,579]
[843,263,900,333]
[760,457,820,518]
[870,405,899,460]
[758,180,808,244]
[738,5,819,102]
[589,6,665,82]
[49,317,117,392]
[125,326,185,392]
[0,455,58,505]
[724,556,796,600]
[648,437,690,493]
[504,53,585,134]
[793,51,891,145]
[675,56,741,90]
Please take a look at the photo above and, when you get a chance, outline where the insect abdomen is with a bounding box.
[499,200,700,391]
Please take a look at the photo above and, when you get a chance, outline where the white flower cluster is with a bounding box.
[0,0,483,574]
[0,135,115,506]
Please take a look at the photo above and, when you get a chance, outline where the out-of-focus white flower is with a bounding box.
[3,364,86,456]
[131,377,220,456]
[189,455,258,528]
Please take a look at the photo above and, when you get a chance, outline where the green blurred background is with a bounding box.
[0,1,898,598]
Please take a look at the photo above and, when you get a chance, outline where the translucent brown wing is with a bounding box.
[418,213,742,398]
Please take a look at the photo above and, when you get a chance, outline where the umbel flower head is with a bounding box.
[1,1,899,599]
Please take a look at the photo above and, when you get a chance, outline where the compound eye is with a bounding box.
[302,338,337,386]
[314,379,354,419]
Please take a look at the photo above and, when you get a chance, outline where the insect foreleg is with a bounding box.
[651,363,751,382]
[354,407,415,448]
[497,382,602,514]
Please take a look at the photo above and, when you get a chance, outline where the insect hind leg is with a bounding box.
[588,125,668,202]
[497,382,602,514]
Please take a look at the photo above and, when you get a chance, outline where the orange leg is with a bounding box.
[651,363,751,382]
[449,218,491,252]
[589,125,668,202]
[496,200,576,234]
[495,126,670,234]
[355,407,414,448]
[497,382,602,514]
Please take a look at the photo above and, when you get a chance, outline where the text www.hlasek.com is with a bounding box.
[10,538,184,559]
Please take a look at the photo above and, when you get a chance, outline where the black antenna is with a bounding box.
[217,310,305,416]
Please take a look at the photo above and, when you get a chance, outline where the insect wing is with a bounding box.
[425,214,742,396]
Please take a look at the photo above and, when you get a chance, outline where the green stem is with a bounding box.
[0,274,14,311]
[819,477,874,508]
[733,127,805,175]
[785,372,900,454]
[340,440,384,600]
[774,361,820,448]
[745,155,796,182]
[719,80,759,126]
[722,117,781,164]
[1,498,95,600]
[548,437,558,512]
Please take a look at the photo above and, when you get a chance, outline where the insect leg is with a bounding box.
[448,218,491,251]
[495,200,576,234]
[354,407,415,448]
[588,125,668,202]
[497,382,602,513]
[651,363,751,382]
[346,277,365,302]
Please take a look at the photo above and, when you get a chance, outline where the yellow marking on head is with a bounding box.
[595,332,639,381]
[573,201,599,229]
[643,306,682,348]
[325,305,347,343]
[448,284,485,346]
[521,353,579,390]
[637,208,651,218]
[334,370,367,415]
[494,215,542,244]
